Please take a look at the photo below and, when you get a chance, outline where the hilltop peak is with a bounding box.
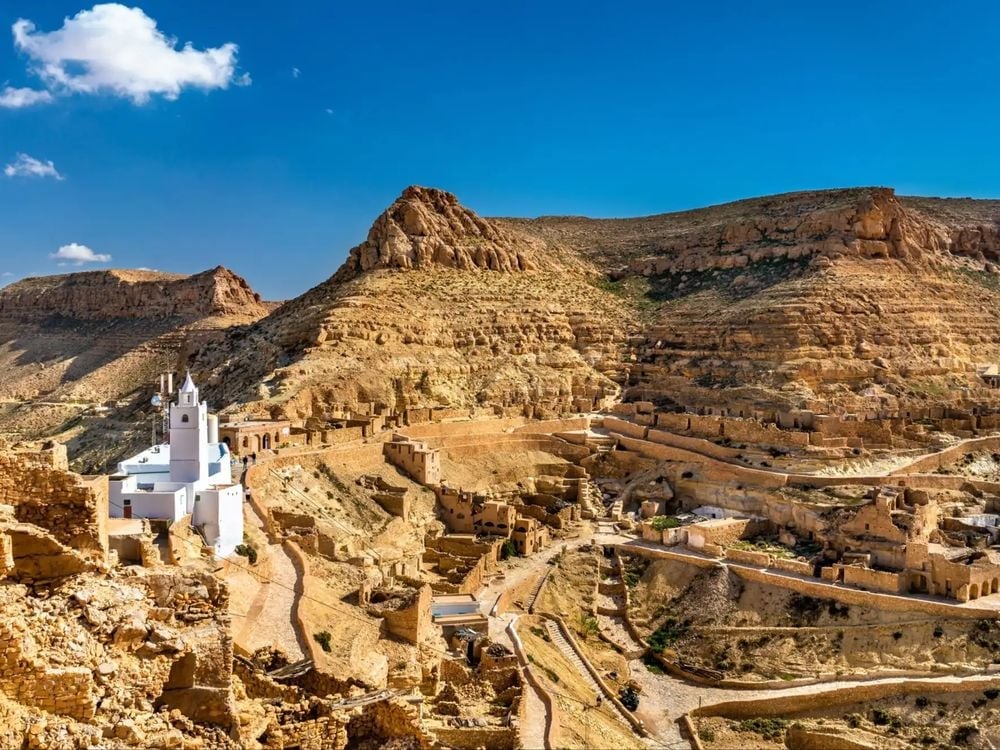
[332,185,541,281]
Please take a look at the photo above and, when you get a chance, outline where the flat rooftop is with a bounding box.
[107,518,146,536]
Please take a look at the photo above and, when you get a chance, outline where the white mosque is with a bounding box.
[109,373,244,557]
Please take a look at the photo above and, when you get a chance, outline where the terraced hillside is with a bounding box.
[194,185,1000,425]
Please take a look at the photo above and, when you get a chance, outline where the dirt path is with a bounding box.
[232,491,307,661]
[517,670,549,750]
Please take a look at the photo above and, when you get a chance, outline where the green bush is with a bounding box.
[647,618,689,653]
[619,686,639,712]
[736,718,788,740]
[871,709,891,726]
[313,631,332,653]
[651,516,681,531]
[235,544,258,565]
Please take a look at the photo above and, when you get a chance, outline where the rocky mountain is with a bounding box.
[193,186,1000,424]
[0,267,271,469]
[193,186,627,421]
[0,266,268,322]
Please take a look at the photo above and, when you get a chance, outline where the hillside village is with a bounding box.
[3,186,1000,748]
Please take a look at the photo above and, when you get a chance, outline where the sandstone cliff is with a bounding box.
[502,187,1000,415]
[194,187,627,421]
[332,186,546,279]
[0,266,269,322]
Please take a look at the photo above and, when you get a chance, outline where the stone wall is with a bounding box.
[0,451,108,564]
[620,544,999,619]
[431,727,518,750]
[839,565,906,594]
[4,522,94,580]
[263,714,349,750]
[889,435,1000,476]
[0,615,94,719]
[724,547,772,567]
[379,584,433,645]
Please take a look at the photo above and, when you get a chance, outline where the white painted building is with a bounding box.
[110,374,244,557]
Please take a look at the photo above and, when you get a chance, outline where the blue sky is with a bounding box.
[0,1,998,299]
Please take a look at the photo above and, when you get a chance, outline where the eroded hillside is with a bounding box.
[193,186,631,421]
[192,185,1000,426]
[8,185,1000,468]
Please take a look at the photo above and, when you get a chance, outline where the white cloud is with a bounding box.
[50,243,111,265]
[4,153,63,180]
[292,67,301,78]
[12,4,249,104]
[324,107,333,115]
[1,272,12,277]
[0,85,53,108]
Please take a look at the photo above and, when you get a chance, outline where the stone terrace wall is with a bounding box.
[399,417,529,440]
[0,452,107,562]
[839,565,906,594]
[888,436,1000,476]
[434,435,590,463]
[692,676,1000,720]
[0,615,94,719]
[619,544,999,619]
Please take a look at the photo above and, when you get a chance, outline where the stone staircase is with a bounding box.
[542,619,633,728]
[596,559,646,659]
[525,568,551,614]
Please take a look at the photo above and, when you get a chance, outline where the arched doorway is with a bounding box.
[262,433,271,450]
[969,583,980,600]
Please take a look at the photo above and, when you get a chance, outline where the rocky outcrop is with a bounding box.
[506,187,1000,277]
[334,186,542,280]
[501,188,1000,414]
[0,266,269,322]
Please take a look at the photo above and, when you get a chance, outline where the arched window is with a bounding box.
[181,415,190,423]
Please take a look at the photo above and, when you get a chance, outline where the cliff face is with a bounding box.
[505,187,1000,414]
[0,266,269,321]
